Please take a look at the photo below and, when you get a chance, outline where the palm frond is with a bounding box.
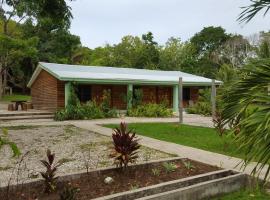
[222,59,270,181]
[238,0,270,23]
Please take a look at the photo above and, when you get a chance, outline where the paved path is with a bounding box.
[1,114,268,180]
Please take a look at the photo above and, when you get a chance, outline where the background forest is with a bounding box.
[1,0,270,98]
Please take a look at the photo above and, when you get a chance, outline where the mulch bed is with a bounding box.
[1,159,220,200]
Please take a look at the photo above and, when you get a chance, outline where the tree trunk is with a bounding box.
[0,66,3,100]
[3,69,7,95]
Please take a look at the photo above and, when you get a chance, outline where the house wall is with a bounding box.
[31,70,65,111]
[91,84,127,110]
[140,86,173,107]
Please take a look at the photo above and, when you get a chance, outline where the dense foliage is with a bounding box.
[54,87,117,121]
[111,122,140,168]
[128,103,173,118]
[186,89,212,116]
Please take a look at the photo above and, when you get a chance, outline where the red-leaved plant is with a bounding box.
[111,122,140,168]
[40,149,61,193]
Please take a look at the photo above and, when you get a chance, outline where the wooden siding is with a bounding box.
[31,70,64,111]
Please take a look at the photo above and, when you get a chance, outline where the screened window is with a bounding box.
[78,85,91,103]
[183,88,190,101]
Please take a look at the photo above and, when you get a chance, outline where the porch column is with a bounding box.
[178,77,183,123]
[65,82,71,107]
[127,84,133,109]
[173,85,179,113]
[211,79,216,119]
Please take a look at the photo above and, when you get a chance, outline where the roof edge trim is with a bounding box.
[27,63,61,87]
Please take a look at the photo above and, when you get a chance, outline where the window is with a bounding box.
[78,85,91,103]
[183,88,190,101]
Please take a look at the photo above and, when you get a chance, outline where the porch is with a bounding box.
[65,83,201,112]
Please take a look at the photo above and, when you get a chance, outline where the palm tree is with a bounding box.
[221,59,270,181]
[239,0,270,23]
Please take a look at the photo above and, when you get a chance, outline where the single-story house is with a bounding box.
[27,62,221,112]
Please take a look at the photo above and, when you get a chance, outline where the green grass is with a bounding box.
[1,94,31,102]
[214,189,270,200]
[104,123,245,159]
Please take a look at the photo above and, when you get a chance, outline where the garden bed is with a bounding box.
[0,157,229,200]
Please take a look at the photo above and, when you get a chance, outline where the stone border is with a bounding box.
[138,173,247,200]
[93,170,245,200]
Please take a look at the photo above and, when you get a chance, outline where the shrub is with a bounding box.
[40,149,61,194]
[128,103,173,117]
[111,122,140,168]
[54,89,117,121]
[59,184,79,200]
[186,89,212,116]
[0,128,21,157]
[162,162,178,173]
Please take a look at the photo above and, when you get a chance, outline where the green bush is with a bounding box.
[128,103,173,117]
[186,102,212,116]
[186,89,212,116]
[54,88,117,121]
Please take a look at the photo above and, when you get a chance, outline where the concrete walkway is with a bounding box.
[0,114,268,180]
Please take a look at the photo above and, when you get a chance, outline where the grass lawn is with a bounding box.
[215,189,270,200]
[1,94,31,102]
[104,123,245,159]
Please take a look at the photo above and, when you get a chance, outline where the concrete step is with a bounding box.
[0,114,54,121]
[0,111,53,117]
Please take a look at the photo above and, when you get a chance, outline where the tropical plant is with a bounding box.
[239,0,270,23]
[0,128,21,157]
[162,162,178,173]
[59,184,79,200]
[128,103,173,117]
[183,160,195,171]
[40,149,61,193]
[54,87,117,121]
[221,59,270,181]
[213,111,226,137]
[111,122,140,168]
[151,168,161,176]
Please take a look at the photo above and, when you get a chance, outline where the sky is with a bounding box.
[69,0,270,48]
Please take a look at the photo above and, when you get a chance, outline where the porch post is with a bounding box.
[211,79,216,119]
[173,85,179,113]
[178,77,183,124]
[65,82,71,107]
[127,84,133,109]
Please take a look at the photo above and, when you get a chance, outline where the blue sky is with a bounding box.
[69,0,270,48]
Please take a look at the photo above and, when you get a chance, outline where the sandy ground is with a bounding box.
[0,125,171,187]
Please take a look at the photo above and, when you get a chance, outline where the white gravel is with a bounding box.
[0,125,171,187]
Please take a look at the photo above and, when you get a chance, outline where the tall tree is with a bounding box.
[159,37,197,72]
[214,35,252,67]
[0,0,73,98]
[190,26,230,57]
[189,26,231,78]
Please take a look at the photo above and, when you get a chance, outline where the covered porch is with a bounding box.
[64,82,201,113]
